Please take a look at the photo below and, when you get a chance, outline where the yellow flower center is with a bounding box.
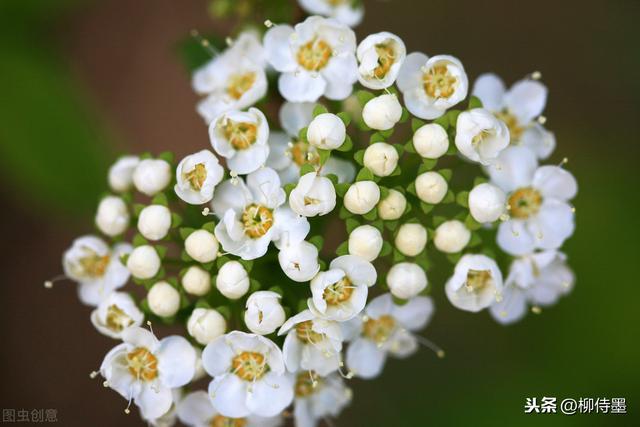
[210,415,247,427]
[241,203,274,238]
[373,43,396,80]
[295,371,321,397]
[297,39,333,72]
[105,304,133,332]
[290,140,320,167]
[127,347,158,382]
[323,276,354,306]
[223,120,258,150]
[496,110,525,142]
[231,351,268,381]
[184,163,207,190]
[423,64,457,99]
[76,251,110,278]
[226,72,257,100]
[363,314,396,344]
[295,320,325,344]
[465,269,493,293]
[508,187,543,219]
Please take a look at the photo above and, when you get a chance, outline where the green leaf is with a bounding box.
[312,104,329,117]
[464,214,482,231]
[447,109,461,127]
[380,128,394,139]
[399,107,410,123]
[268,286,284,296]
[446,253,462,264]
[456,191,470,208]
[380,241,393,257]
[354,149,365,165]
[369,132,386,144]
[356,167,374,182]
[473,176,488,187]
[339,206,353,219]
[239,259,254,272]
[346,218,360,234]
[337,111,351,126]
[298,126,308,142]
[442,190,455,204]
[133,203,146,217]
[411,118,426,132]
[300,163,316,176]
[336,135,353,152]
[158,151,174,164]
[379,186,389,200]
[195,299,212,309]
[356,90,375,106]
[133,234,148,247]
[407,182,417,196]
[202,222,216,233]
[392,249,406,263]
[216,256,231,269]
[393,143,404,156]
[325,173,339,185]
[216,305,232,320]
[284,182,296,196]
[362,207,378,221]
[404,140,417,153]
[418,158,438,173]
[468,232,482,247]
[384,220,399,231]
[171,213,183,228]
[155,245,168,259]
[439,168,453,181]
[152,193,168,206]
[420,202,434,214]
[433,115,449,130]
[392,295,410,306]
[336,241,349,256]
[468,96,483,109]
[318,149,331,165]
[308,235,324,250]
[433,215,447,227]
[335,183,350,197]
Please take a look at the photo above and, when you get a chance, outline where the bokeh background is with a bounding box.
[1,0,638,425]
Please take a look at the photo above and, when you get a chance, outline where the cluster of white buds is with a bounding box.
[49,2,577,426]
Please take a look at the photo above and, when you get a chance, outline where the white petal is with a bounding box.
[279,101,316,136]
[489,286,527,324]
[278,72,327,103]
[505,79,547,124]
[497,220,536,256]
[346,338,386,379]
[282,332,302,372]
[471,73,506,111]
[122,327,159,352]
[264,25,297,72]
[136,384,173,420]
[209,374,250,418]
[228,144,270,175]
[402,87,445,120]
[330,255,377,287]
[246,372,294,417]
[392,296,434,331]
[396,52,428,92]
[211,179,252,218]
[202,336,234,377]
[321,55,358,100]
[246,167,285,208]
[157,336,196,388]
[532,166,577,201]
[488,146,538,192]
[529,200,575,250]
[177,391,217,426]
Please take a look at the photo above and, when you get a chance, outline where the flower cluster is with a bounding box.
[50,2,577,426]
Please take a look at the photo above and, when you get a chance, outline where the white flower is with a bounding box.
[308,255,377,321]
[490,251,574,324]
[348,225,383,262]
[216,261,250,300]
[362,94,403,131]
[148,281,181,317]
[108,156,139,193]
[433,220,471,254]
[413,123,449,159]
[177,390,282,427]
[397,53,468,119]
[174,150,224,205]
[127,245,161,279]
[141,389,181,427]
[307,113,346,150]
[343,180,380,214]
[377,189,406,220]
[455,108,510,165]
[133,159,172,196]
[181,266,211,296]
[278,240,320,282]
[386,262,427,300]
[363,142,399,177]
[356,32,406,89]
[489,146,577,255]
[264,16,358,102]
[472,73,553,159]
[100,327,196,419]
[292,373,352,427]
[138,205,172,241]
[244,291,286,335]
[289,172,337,216]
[394,223,428,257]
[201,331,294,418]
[346,293,434,379]
[188,308,227,345]
[63,236,132,306]
[298,0,364,27]
[415,171,448,204]
[468,182,506,223]
[95,196,129,237]
[185,229,219,263]
[278,310,344,376]
[90,291,144,339]
[209,108,270,175]
[210,168,309,260]
[445,254,503,312]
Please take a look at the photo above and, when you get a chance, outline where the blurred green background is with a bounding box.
[0,0,638,426]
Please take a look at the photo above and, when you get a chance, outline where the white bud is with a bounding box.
[147,281,180,317]
[395,223,427,256]
[413,123,449,159]
[362,94,403,130]
[455,109,510,165]
[348,225,383,261]
[289,173,336,217]
[185,229,219,263]
[434,220,471,253]
[387,262,428,299]
[377,189,406,220]
[344,181,380,215]
[187,308,226,345]
[216,261,250,300]
[363,142,399,177]
[137,204,172,241]
[95,196,129,237]
[415,171,448,204]
[132,159,171,196]
[468,183,506,223]
[108,156,139,193]
[244,291,286,335]
[278,240,320,282]
[445,254,503,312]
[181,265,211,296]
[307,113,346,150]
[127,245,161,279]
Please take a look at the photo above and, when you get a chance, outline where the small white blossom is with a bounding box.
[468,182,506,223]
[174,150,224,205]
[445,254,503,312]
[133,159,172,196]
[415,171,448,204]
[216,261,250,300]
[343,180,380,214]
[413,123,449,159]
[298,0,364,27]
[181,265,211,296]
[434,220,471,254]
[185,229,219,263]
[362,94,403,131]
[357,32,406,89]
[245,291,286,335]
[138,205,172,241]
[363,142,399,177]
[377,189,406,220]
[148,281,181,317]
[188,308,227,345]
[95,196,130,237]
[307,113,346,150]
[289,172,337,217]
[386,262,427,300]
[278,240,320,282]
[108,156,139,193]
[90,291,143,339]
[455,108,510,165]
[292,373,352,427]
[127,245,161,280]
[348,225,383,262]
[395,223,428,257]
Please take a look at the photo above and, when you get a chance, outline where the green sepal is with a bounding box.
[411,118,426,132]
[456,191,469,208]
[339,206,353,219]
[362,207,378,221]
[336,241,349,256]
[356,90,375,106]
[239,259,254,272]
[155,245,168,259]
[464,214,482,231]
[171,213,183,228]
[356,167,374,182]
[308,235,324,250]
[369,132,386,144]
[418,158,438,174]
[439,168,453,181]
[442,190,455,204]
[336,135,353,152]
[312,104,329,117]
[380,241,393,257]
[152,193,169,206]
[268,286,284,296]
[298,126,308,142]
[133,233,149,247]
[202,222,216,233]
[318,149,331,165]
[300,163,316,176]
[337,111,351,126]
[468,96,483,109]
[354,149,365,165]
[346,218,360,234]
[158,151,174,164]
[420,202,434,214]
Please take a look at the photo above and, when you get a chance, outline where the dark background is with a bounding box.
[1,0,639,426]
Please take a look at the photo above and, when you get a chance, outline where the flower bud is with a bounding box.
[446,254,503,312]
[185,229,219,263]
[455,108,509,165]
[363,142,399,177]
[307,113,346,150]
[395,223,427,256]
[362,94,402,130]
[434,220,471,253]
[344,181,380,215]
[278,240,320,282]
[348,225,383,261]
[468,183,506,223]
[216,261,250,300]
[387,262,428,299]
[377,189,406,220]
[413,123,449,159]
[95,196,129,237]
[127,245,161,279]
[137,205,172,241]
[132,158,171,196]
[244,291,286,335]
[289,173,336,217]
[108,156,139,193]
[415,171,448,204]
[181,265,211,296]
[187,308,226,345]
[147,281,180,317]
